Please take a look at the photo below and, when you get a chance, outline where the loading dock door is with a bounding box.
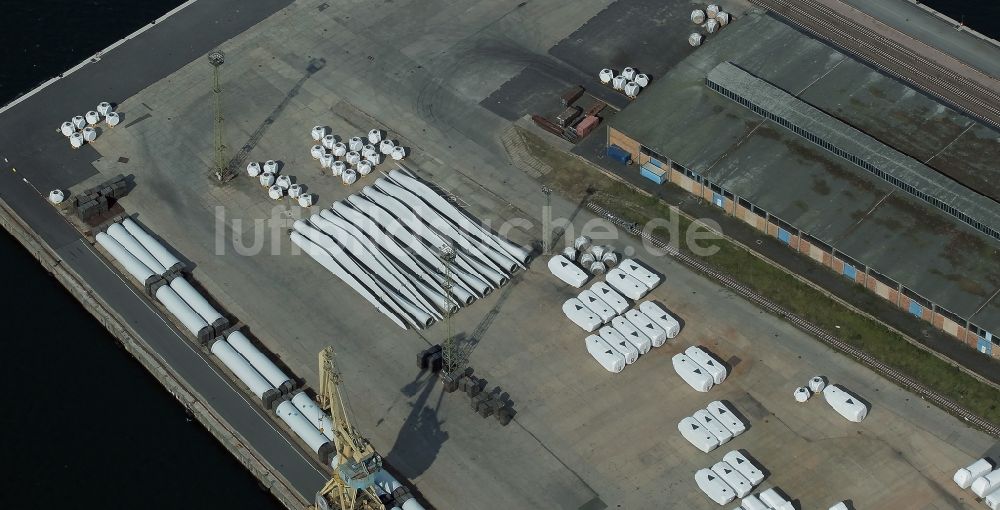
[978,333,993,355]
[842,263,857,280]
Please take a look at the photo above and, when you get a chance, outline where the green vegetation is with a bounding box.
[519,127,1000,427]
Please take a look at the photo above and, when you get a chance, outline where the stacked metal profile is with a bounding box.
[292,167,529,330]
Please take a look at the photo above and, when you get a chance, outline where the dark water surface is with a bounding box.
[0,1,280,508]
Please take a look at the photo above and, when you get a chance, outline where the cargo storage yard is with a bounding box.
[1,0,999,509]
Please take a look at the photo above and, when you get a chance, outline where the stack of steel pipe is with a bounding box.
[291,166,530,329]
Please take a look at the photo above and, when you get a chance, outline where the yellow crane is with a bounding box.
[315,347,386,510]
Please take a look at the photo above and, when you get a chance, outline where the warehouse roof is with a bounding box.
[608,13,1000,332]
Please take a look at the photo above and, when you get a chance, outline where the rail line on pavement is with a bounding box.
[586,201,1000,438]
[751,0,1000,131]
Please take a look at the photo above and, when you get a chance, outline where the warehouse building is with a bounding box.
[604,13,1000,358]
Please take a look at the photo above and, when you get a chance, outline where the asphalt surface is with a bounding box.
[0,0,329,502]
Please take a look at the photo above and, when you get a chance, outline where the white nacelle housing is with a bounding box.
[694,409,732,445]
[711,461,753,498]
[579,289,615,323]
[585,335,625,373]
[707,400,746,436]
[695,468,735,505]
[741,494,768,510]
[638,301,680,339]
[672,353,714,392]
[758,488,790,509]
[605,268,647,300]
[624,309,667,347]
[678,416,719,453]
[590,281,629,314]
[685,346,727,384]
[822,385,868,423]
[548,255,588,288]
[619,258,661,290]
[954,458,993,489]
[972,469,1000,498]
[723,450,765,486]
[611,316,650,354]
[599,325,638,365]
[985,491,1000,510]
[562,298,602,332]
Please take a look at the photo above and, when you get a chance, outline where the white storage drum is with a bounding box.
[288,184,303,198]
[85,110,101,125]
[71,115,86,130]
[246,161,262,177]
[259,171,275,187]
[319,153,334,169]
[612,75,626,91]
[599,68,614,84]
[348,136,364,152]
[275,175,292,190]
[706,19,719,34]
[390,146,405,161]
[717,12,730,26]
[574,236,591,251]
[48,189,65,204]
[264,160,278,174]
[322,134,336,150]
[310,145,325,159]
[345,151,361,165]
[367,129,382,144]
[689,33,703,47]
[622,67,637,81]
[341,168,358,185]
[579,252,596,266]
[311,125,326,141]
[624,82,640,98]
[362,147,378,161]
[69,132,84,148]
[707,4,720,18]
[363,143,377,156]
[60,121,75,137]
[105,111,120,127]
[379,139,395,154]
[602,250,618,267]
[332,142,347,157]
[357,160,372,176]
[635,74,650,88]
[691,9,706,24]
[589,261,606,275]
[808,376,826,393]
[97,102,112,116]
[590,245,606,259]
[82,127,97,142]
[561,246,577,260]
[268,185,284,200]
[298,193,314,208]
[365,152,382,165]
[330,161,345,176]
[794,387,811,402]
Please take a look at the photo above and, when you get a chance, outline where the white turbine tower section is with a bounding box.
[291,392,335,441]
[374,178,520,273]
[275,400,333,462]
[290,231,408,330]
[227,331,294,393]
[292,220,433,329]
[169,276,225,328]
[121,218,184,273]
[326,204,474,306]
[346,195,491,297]
[388,168,530,264]
[209,338,277,403]
[154,285,211,341]
[95,232,157,285]
[309,214,444,320]
[107,223,167,275]
[358,188,506,288]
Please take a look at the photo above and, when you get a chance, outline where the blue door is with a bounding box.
[712,193,724,208]
[777,228,791,244]
[842,263,857,280]
[908,301,923,317]
[978,333,993,355]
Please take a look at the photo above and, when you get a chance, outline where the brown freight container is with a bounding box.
[555,106,582,127]
[572,115,600,138]
[561,86,585,106]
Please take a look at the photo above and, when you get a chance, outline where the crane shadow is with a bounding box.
[385,372,449,479]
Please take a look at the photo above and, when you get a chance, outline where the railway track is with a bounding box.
[586,201,1000,438]
[751,0,1000,131]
